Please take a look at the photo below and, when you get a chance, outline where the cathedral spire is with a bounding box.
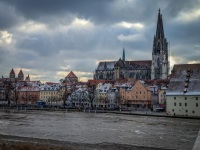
[151,9,169,80]
[122,47,125,62]
[156,8,164,39]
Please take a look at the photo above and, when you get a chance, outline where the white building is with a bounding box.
[71,88,90,107]
[166,64,200,117]
[107,88,118,108]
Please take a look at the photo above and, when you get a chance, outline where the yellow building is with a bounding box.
[40,84,65,106]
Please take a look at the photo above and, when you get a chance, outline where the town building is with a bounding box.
[158,85,167,108]
[94,10,169,81]
[95,83,112,108]
[166,64,200,117]
[39,83,63,106]
[107,88,118,108]
[64,71,78,83]
[70,88,90,107]
[18,86,40,104]
[120,80,152,109]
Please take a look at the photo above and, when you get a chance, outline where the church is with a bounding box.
[94,10,169,81]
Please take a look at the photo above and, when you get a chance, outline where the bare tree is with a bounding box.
[3,80,13,106]
[87,83,95,108]
[14,88,19,105]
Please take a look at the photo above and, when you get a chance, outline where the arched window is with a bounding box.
[99,73,104,79]
[157,57,160,67]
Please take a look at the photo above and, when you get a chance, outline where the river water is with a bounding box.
[0,110,200,149]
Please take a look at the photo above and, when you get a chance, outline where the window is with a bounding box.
[196,97,198,100]
[185,97,187,100]
[172,109,174,112]
[185,103,187,107]
[186,110,188,113]
[179,103,182,106]
[196,103,198,107]
[192,111,195,114]
[174,102,176,106]
[174,97,176,100]
[140,92,141,94]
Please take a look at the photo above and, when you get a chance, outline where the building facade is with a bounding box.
[120,80,152,108]
[18,86,40,104]
[166,64,200,117]
[64,71,78,83]
[39,84,62,106]
[94,58,152,81]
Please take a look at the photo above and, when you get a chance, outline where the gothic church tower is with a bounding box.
[151,9,169,80]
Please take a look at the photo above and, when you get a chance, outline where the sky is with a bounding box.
[0,0,200,83]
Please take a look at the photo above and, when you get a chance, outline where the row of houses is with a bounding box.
[1,63,200,117]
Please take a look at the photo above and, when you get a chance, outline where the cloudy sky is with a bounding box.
[0,0,200,82]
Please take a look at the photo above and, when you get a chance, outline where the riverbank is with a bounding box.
[0,134,173,150]
[0,107,200,120]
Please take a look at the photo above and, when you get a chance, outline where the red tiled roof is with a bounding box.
[10,68,15,74]
[127,60,152,66]
[144,79,170,85]
[66,71,77,78]
[87,79,114,86]
[87,79,106,86]
[46,82,59,85]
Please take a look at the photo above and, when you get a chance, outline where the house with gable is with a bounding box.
[64,71,78,83]
[166,64,200,117]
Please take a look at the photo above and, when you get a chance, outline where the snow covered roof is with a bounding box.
[97,61,116,70]
[40,87,59,91]
[167,64,200,95]
[19,86,40,91]
[99,83,111,93]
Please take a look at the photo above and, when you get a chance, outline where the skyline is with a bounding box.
[0,0,200,82]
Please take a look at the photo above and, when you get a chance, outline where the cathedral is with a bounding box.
[94,10,169,80]
[1,68,30,82]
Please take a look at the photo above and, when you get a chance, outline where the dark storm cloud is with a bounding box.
[0,0,200,81]
[0,0,114,26]
[0,2,21,29]
[1,0,199,27]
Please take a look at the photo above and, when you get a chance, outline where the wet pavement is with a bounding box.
[0,110,200,150]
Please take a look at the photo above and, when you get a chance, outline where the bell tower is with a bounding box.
[151,9,169,80]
